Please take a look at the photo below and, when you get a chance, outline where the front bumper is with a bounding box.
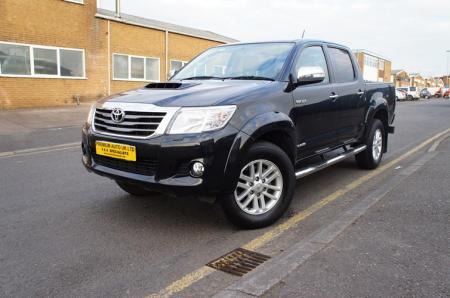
[82,124,240,197]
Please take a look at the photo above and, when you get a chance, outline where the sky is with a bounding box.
[97,0,450,77]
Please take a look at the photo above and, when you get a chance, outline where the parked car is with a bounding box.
[427,87,440,97]
[82,40,396,228]
[420,88,432,99]
[444,89,450,98]
[395,89,407,101]
[397,86,419,100]
[435,88,443,98]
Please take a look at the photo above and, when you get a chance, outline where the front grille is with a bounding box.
[92,153,157,176]
[93,108,166,138]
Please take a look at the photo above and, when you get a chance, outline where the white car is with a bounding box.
[397,86,419,100]
[395,89,406,101]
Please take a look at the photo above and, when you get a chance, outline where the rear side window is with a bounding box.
[328,47,355,83]
[410,87,416,91]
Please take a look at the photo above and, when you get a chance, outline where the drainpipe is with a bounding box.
[165,30,169,80]
[115,0,121,18]
[107,20,111,95]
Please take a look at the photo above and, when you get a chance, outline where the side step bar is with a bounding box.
[295,145,367,179]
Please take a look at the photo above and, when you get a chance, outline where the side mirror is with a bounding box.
[297,66,326,85]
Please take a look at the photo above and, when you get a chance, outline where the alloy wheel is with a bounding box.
[234,159,283,215]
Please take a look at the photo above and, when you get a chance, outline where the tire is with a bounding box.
[355,119,385,170]
[219,141,295,229]
[115,180,157,197]
[407,95,413,101]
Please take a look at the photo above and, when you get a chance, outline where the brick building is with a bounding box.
[409,73,426,89]
[0,0,236,109]
[391,69,410,88]
[353,49,392,83]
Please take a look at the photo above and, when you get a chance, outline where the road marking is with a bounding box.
[0,142,79,159]
[148,127,450,298]
[428,132,449,152]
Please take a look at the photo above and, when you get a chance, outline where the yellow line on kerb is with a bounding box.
[147,127,450,298]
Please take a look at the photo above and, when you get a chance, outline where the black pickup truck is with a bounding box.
[82,40,395,228]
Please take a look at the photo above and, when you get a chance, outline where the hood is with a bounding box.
[100,80,273,107]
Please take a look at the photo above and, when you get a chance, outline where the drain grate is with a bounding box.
[206,248,271,276]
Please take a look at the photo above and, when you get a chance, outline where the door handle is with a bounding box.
[357,90,364,95]
[329,94,339,99]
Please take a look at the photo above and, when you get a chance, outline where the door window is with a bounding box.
[294,46,329,84]
[328,47,355,83]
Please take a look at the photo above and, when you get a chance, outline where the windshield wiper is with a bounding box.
[225,76,275,81]
[180,76,224,80]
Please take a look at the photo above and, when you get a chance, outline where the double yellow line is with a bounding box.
[0,142,80,159]
[148,127,450,298]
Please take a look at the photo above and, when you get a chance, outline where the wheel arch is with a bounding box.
[364,98,389,153]
[222,112,297,192]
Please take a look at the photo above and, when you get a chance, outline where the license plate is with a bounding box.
[95,141,136,161]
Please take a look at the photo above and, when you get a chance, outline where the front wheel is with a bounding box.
[220,142,295,229]
[355,119,385,170]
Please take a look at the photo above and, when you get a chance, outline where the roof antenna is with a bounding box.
[301,30,306,39]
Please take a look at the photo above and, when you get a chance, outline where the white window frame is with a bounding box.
[63,0,84,4]
[0,41,86,79]
[170,59,188,71]
[112,53,160,82]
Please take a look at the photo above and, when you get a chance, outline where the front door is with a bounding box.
[290,45,337,159]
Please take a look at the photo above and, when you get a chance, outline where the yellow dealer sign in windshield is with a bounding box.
[95,141,136,161]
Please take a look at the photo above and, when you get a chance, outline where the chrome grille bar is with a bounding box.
[92,103,180,139]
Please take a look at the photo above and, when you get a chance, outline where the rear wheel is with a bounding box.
[115,180,157,197]
[355,119,385,170]
[220,142,295,229]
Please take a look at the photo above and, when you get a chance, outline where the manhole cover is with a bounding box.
[206,248,271,276]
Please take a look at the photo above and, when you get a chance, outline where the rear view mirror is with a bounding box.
[297,66,325,85]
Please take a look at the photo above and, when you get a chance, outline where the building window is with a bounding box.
[170,60,188,73]
[0,43,31,75]
[363,55,380,68]
[113,54,160,81]
[60,49,85,77]
[130,57,145,79]
[0,41,85,78]
[33,48,58,75]
[379,60,385,70]
[63,0,84,4]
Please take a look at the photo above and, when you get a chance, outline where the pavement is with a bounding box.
[0,98,449,297]
[0,104,90,152]
[219,136,450,298]
[263,140,450,297]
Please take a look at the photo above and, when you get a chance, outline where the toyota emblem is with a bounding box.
[111,108,125,123]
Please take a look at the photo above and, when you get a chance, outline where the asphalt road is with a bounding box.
[0,99,449,297]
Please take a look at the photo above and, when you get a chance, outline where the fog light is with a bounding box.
[190,161,204,177]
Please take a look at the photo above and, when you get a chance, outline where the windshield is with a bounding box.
[172,42,295,81]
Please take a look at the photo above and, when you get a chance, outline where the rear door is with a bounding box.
[326,46,366,143]
[290,45,337,159]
